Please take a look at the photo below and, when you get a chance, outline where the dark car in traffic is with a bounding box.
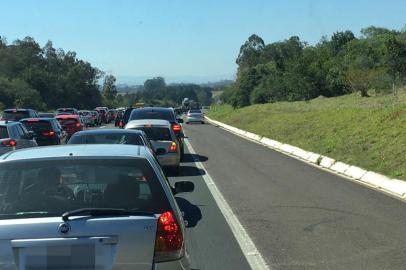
[128,107,185,159]
[20,118,68,146]
[1,109,39,121]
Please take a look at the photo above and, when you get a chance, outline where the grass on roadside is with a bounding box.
[207,90,406,180]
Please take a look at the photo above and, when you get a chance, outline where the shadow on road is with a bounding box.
[180,165,206,177]
[182,153,208,163]
[175,197,202,228]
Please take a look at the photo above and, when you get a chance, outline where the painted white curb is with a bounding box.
[205,115,406,201]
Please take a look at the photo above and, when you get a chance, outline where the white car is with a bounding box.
[0,144,193,269]
[125,119,181,175]
[185,110,204,124]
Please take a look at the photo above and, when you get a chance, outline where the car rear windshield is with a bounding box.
[21,120,53,133]
[189,110,201,113]
[79,111,90,116]
[57,109,75,115]
[38,113,54,118]
[129,110,175,122]
[57,118,78,126]
[133,127,172,141]
[3,111,29,121]
[0,127,9,139]
[0,159,171,219]
[69,133,144,145]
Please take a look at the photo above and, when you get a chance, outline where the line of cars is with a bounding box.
[0,105,199,269]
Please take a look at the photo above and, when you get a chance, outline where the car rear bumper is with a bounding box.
[157,153,180,167]
[153,254,191,270]
[186,117,203,123]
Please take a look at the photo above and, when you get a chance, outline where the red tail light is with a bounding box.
[75,123,81,128]
[169,142,177,152]
[42,131,56,136]
[119,121,124,128]
[154,211,183,262]
[1,139,17,147]
[171,124,182,133]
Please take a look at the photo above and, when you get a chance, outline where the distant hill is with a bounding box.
[199,80,234,88]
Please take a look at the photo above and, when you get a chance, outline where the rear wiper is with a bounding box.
[62,208,154,221]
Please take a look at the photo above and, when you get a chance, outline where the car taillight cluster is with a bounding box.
[171,123,182,133]
[154,211,183,262]
[1,139,17,147]
[169,142,177,152]
[42,131,56,136]
[75,123,81,128]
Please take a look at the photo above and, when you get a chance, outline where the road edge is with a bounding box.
[184,138,271,270]
[204,116,406,202]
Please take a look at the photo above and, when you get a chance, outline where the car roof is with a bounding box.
[20,118,54,122]
[135,107,172,113]
[55,114,80,119]
[0,144,151,162]
[126,119,171,128]
[4,108,32,112]
[0,121,20,127]
[72,128,146,136]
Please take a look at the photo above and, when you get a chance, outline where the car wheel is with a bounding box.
[201,121,205,124]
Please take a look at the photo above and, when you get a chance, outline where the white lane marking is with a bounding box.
[184,138,270,270]
[99,126,106,129]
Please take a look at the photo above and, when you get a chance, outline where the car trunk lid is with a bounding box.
[0,216,158,270]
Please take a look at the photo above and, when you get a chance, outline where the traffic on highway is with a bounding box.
[1,1,406,270]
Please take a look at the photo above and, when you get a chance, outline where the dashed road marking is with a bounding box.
[184,138,270,270]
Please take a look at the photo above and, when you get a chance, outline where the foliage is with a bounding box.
[0,36,103,110]
[223,25,406,107]
[127,77,213,106]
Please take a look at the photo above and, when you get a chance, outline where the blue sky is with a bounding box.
[1,0,405,84]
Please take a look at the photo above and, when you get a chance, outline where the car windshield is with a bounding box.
[0,159,170,219]
[79,111,90,116]
[57,118,78,126]
[0,127,8,139]
[129,110,175,122]
[21,121,52,133]
[3,111,29,121]
[189,110,201,114]
[132,127,172,141]
[68,133,144,145]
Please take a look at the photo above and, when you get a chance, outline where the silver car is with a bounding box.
[0,144,193,270]
[0,120,37,155]
[185,110,204,124]
[125,119,181,175]
[79,110,94,127]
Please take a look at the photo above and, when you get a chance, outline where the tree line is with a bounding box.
[0,36,213,111]
[118,77,213,108]
[221,25,406,108]
[0,36,110,111]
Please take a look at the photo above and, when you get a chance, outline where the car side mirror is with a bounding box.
[177,118,183,123]
[174,181,194,194]
[155,148,166,156]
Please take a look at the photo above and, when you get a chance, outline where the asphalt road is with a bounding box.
[180,122,406,270]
